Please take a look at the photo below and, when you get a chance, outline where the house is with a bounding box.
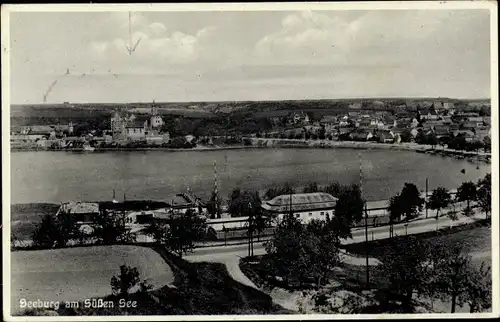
[56,201,100,225]
[466,116,484,123]
[319,116,338,132]
[440,116,453,124]
[287,111,310,125]
[261,192,338,225]
[432,101,444,110]
[475,128,490,141]
[460,121,480,132]
[349,102,362,109]
[396,117,419,128]
[443,102,455,110]
[433,125,451,138]
[125,120,147,140]
[457,130,476,142]
[168,192,206,215]
[20,125,57,138]
[419,109,440,121]
[338,127,353,136]
[357,118,376,128]
[382,116,397,128]
[349,129,373,141]
[348,112,360,119]
[374,129,395,143]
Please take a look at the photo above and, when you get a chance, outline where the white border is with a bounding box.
[2,1,499,321]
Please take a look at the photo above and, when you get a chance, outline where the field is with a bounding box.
[10,245,174,315]
[12,244,291,316]
[11,203,60,241]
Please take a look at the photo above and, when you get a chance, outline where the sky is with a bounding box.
[8,8,492,104]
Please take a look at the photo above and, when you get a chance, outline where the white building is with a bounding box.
[261,192,338,225]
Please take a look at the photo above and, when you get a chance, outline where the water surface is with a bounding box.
[11,148,489,204]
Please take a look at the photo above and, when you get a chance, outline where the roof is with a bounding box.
[320,116,338,123]
[167,193,204,208]
[433,125,450,135]
[433,102,443,109]
[60,202,99,214]
[374,129,394,136]
[125,120,146,128]
[262,192,337,213]
[457,130,475,138]
[25,125,56,134]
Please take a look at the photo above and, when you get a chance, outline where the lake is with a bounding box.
[10,148,490,204]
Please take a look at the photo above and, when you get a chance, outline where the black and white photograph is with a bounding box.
[2,2,498,319]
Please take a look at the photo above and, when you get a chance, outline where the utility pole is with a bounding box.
[359,151,369,287]
[425,177,429,218]
[248,202,253,257]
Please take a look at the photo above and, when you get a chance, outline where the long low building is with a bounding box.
[261,192,338,224]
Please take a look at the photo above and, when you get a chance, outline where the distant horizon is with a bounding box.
[9,95,492,108]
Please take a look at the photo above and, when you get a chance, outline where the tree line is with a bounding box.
[28,208,207,259]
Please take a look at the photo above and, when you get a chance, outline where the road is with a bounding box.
[184,208,486,289]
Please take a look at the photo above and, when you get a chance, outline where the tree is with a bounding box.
[318,126,326,140]
[93,210,136,245]
[110,265,141,298]
[31,215,61,249]
[164,209,207,258]
[263,214,306,287]
[333,184,364,239]
[263,214,341,288]
[303,182,320,193]
[476,174,491,218]
[456,181,477,214]
[428,244,472,313]
[228,188,261,218]
[483,136,491,152]
[429,132,439,147]
[306,219,343,286]
[459,261,492,313]
[264,183,295,200]
[428,187,452,219]
[324,181,343,197]
[378,236,431,312]
[31,214,77,249]
[389,183,424,223]
[206,191,222,219]
[144,220,168,244]
[400,129,413,143]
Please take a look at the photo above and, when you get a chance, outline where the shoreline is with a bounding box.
[10,139,491,161]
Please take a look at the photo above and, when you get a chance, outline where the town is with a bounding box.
[10,99,492,155]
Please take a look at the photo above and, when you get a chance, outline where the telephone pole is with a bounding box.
[425,177,429,218]
[359,151,369,287]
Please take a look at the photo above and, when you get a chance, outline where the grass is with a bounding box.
[16,245,291,316]
[342,219,491,259]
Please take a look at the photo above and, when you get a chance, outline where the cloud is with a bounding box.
[88,14,218,71]
[254,11,356,64]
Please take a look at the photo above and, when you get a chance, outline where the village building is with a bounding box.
[349,129,373,141]
[261,192,338,225]
[456,130,476,142]
[287,111,310,125]
[56,201,100,225]
[110,103,169,143]
[373,129,395,143]
[419,108,440,121]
